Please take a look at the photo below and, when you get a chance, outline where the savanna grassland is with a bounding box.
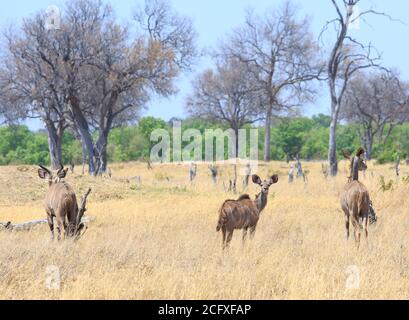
[0,160,409,300]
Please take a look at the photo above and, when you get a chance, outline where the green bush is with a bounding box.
[0,116,408,166]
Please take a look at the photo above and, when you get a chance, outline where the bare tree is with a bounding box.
[0,0,196,174]
[186,58,263,157]
[222,1,323,161]
[84,0,197,174]
[0,1,110,171]
[322,0,395,175]
[189,162,197,182]
[209,164,218,185]
[341,71,409,159]
[0,15,72,169]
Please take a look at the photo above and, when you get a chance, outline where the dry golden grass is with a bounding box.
[1,160,409,299]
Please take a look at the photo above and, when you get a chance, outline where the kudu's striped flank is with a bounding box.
[216,174,278,249]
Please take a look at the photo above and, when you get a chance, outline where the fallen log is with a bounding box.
[0,216,94,232]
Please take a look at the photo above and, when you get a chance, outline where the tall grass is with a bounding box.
[0,161,408,299]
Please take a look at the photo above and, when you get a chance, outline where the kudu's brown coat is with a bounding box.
[340,148,370,248]
[38,165,78,240]
[216,174,278,248]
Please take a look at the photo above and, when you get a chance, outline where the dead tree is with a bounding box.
[395,155,400,182]
[294,155,306,183]
[222,2,323,161]
[69,161,75,174]
[321,163,329,179]
[74,188,92,239]
[0,216,93,232]
[189,162,197,182]
[228,164,237,193]
[295,155,303,177]
[323,0,395,176]
[243,163,251,189]
[208,164,218,185]
[341,71,409,159]
[288,165,294,183]
[186,58,264,157]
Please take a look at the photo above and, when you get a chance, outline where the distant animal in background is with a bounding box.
[321,163,328,179]
[146,160,153,170]
[294,154,306,182]
[141,157,153,170]
[228,179,236,193]
[189,162,197,182]
[295,157,303,178]
[216,174,279,249]
[243,163,251,188]
[395,156,400,182]
[340,148,370,248]
[69,161,75,174]
[288,165,294,183]
[208,164,218,185]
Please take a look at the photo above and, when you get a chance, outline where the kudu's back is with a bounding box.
[216,174,278,249]
[341,180,370,220]
[217,196,259,232]
[44,182,78,223]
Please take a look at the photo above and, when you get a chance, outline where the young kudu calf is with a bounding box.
[216,174,278,248]
[340,148,370,248]
[38,165,80,240]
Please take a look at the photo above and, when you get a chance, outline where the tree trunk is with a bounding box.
[234,126,239,158]
[94,93,117,175]
[81,140,87,175]
[68,96,96,174]
[44,119,63,170]
[363,129,373,160]
[328,114,338,176]
[263,107,272,162]
[95,132,108,175]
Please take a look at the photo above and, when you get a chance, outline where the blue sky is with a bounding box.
[1,0,408,130]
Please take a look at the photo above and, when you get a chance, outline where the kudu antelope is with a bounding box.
[38,165,84,240]
[340,148,370,248]
[216,174,278,248]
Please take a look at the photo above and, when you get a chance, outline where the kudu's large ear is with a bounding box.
[38,165,51,180]
[356,147,365,158]
[252,174,262,185]
[57,166,69,179]
[269,174,279,185]
[342,149,351,160]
